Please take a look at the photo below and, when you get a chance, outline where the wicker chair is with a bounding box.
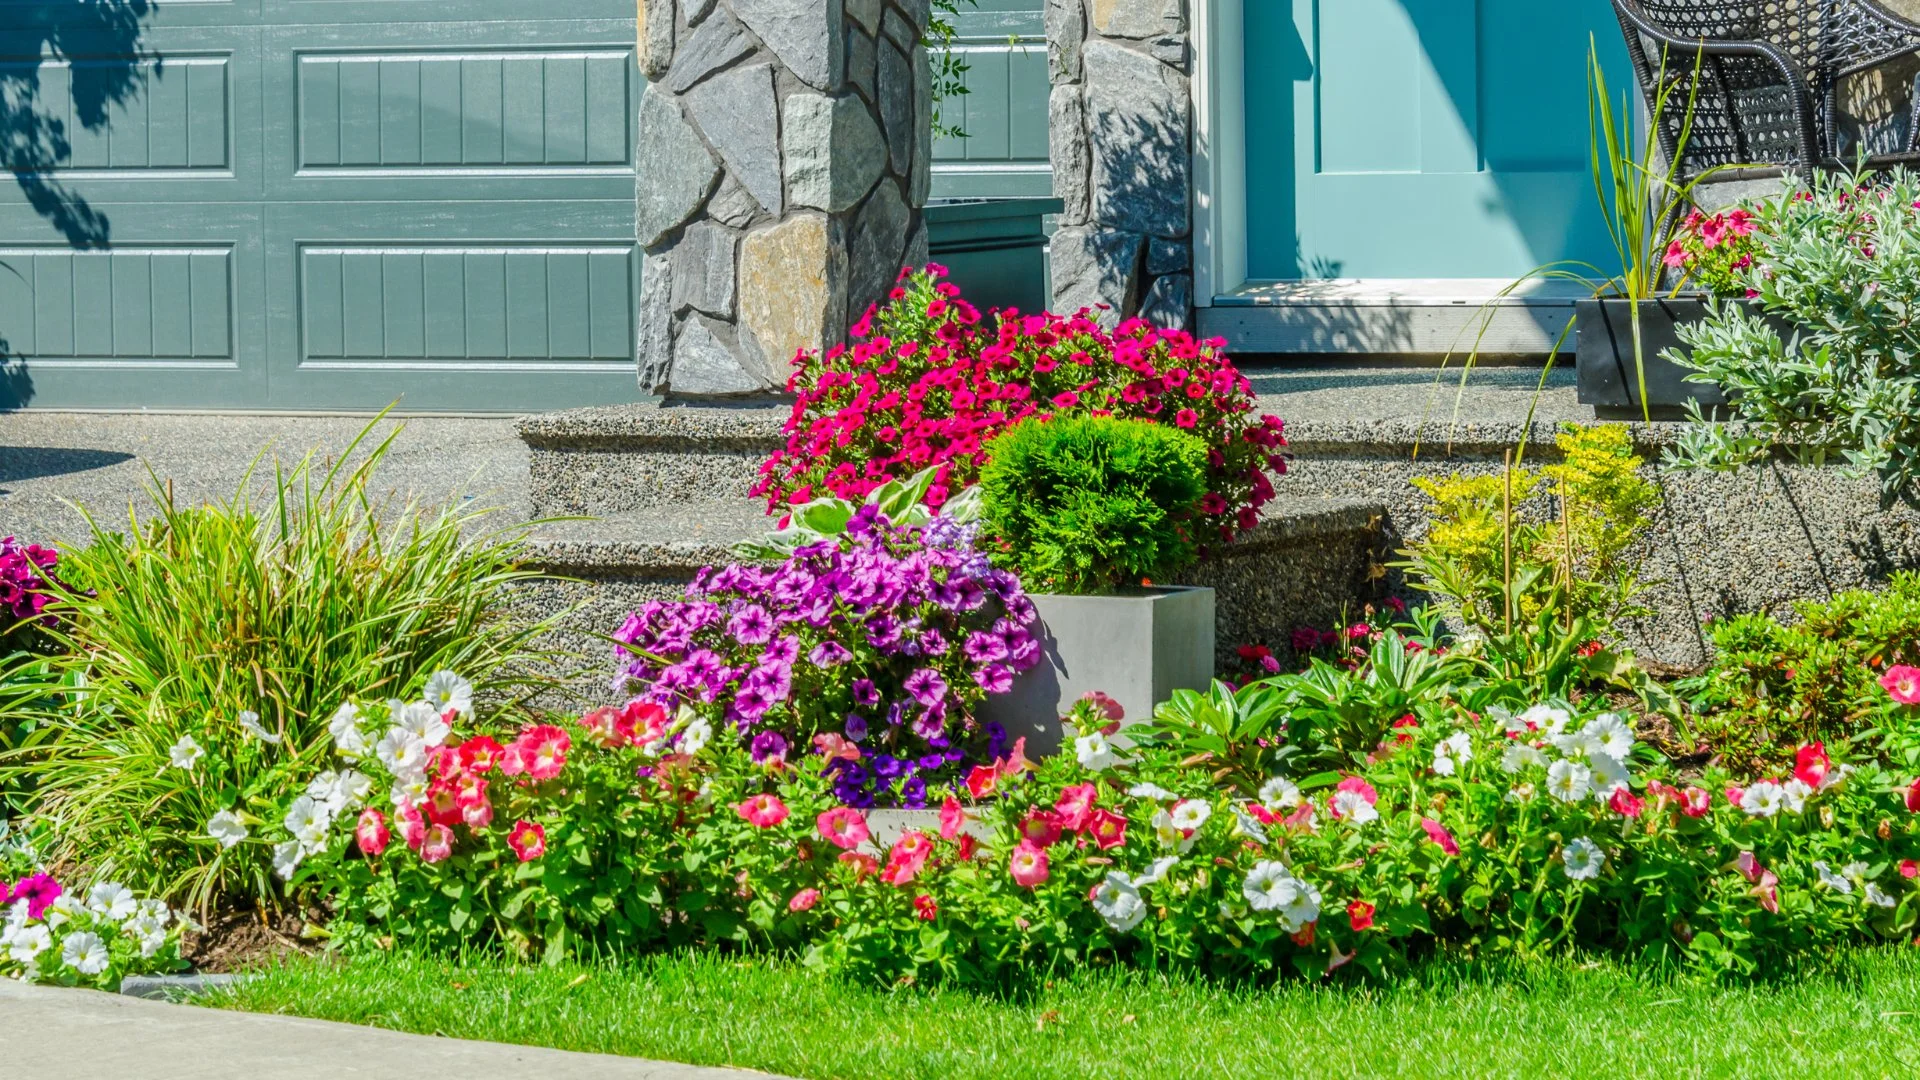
[1612,0,1920,180]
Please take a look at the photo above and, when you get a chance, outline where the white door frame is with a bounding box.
[1190,0,1247,307]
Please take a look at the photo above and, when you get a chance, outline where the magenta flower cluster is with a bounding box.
[0,536,64,632]
[0,871,62,919]
[614,508,1040,806]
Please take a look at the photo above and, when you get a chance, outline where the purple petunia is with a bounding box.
[750,730,789,764]
[963,631,1010,664]
[728,604,774,645]
[809,641,853,667]
[852,678,881,707]
[975,663,1015,694]
[903,668,947,708]
[844,714,868,741]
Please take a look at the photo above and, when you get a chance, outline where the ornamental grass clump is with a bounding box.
[613,507,1040,807]
[0,424,559,910]
[979,415,1210,594]
[754,265,1288,540]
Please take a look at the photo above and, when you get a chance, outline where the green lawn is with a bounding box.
[211,949,1920,1079]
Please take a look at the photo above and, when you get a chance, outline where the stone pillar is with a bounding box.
[635,0,930,397]
[1046,0,1192,330]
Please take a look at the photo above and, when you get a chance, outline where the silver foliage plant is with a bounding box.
[1668,167,1920,504]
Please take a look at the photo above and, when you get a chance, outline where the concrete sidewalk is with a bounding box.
[0,980,783,1080]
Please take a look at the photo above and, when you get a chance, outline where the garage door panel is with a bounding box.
[0,201,268,409]
[267,1,635,25]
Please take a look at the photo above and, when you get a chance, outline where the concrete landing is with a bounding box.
[0,980,780,1080]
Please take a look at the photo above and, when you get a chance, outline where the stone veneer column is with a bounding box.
[635,0,931,397]
[1046,0,1192,329]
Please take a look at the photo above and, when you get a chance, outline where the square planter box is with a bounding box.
[978,586,1216,756]
[1575,296,1732,420]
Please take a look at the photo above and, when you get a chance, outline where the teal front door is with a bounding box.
[0,0,642,412]
[1244,0,1631,281]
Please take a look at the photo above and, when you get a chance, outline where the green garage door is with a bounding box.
[0,0,642,412]
[931,0,1050,199]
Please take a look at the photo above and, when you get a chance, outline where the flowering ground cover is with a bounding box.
[214,947,1920,1079]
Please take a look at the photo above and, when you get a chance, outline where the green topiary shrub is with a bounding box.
[980,415,1209,595]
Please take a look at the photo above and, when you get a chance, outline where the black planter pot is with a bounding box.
[1574,296,1732,420]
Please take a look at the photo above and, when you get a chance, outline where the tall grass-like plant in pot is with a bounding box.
[975,415,1216,752]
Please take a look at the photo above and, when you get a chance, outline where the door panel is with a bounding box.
[1245,0,1629,281]
[931,0,1051,199]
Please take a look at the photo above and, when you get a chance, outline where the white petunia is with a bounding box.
[1814,861,1854,894]
[678,715,713,757]
[1133,856,1179,887]
[1075,732,1118,771]
[1587,753,1630,800]
[282,795,332,853]
[1741,780,1786,818]
[1519,704,1571,735]
[1257,776,1302,811]
[390,774,429,808]
[1128,782,1176,801]
[42,894,81,926]
[1168,799,1211,832]
[375,727,429,780]
[1242,861,1322,931]
[1546,760,1591,804]
[61,930,109,976]
[207,809,248,849]
[328,703,370,759]
[1151,809,1196,853]
[392,700,451,748]
[7,923,51,964]
[1781,779,1813,814]
[1091,872,1146,932]
[421,671,474,719]
[1501,742,1547,774]
[271,839,305,882]
[168,735,203,771]
[1329,789,1378,825]
[1233,804,1270,845]
[237,710,283,745]
[1866,883,1898,909]
[85,882,137,922]
[1432,731,1473,776]
[1582,713,1636,761]
[307,769,373,816]
[1561,837,1605,881]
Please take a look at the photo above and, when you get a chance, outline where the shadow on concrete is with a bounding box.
[0,446,135,493]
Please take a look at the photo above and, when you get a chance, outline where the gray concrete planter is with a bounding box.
[979,587,1216,755]
[1574,296,1732,420]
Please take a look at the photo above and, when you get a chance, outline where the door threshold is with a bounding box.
[1199,278,1589,356]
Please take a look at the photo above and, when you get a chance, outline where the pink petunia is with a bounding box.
[1793,742,1831,789]
[356,809,391,857]
[1055,783,1099,832]
[939,795,967,841]
[507,820,546,862]
[789,888,821,912]
[1420,817,1460,855]
[420,824,454,864]
[1882,666,1920,705]
[1017,809,1064,848]
[736,793,790,829]
[816,807,870,850]
[1008,842,1050,888]
[1086,809,1128,851]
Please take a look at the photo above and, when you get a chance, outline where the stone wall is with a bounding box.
[1046,0,1193,330]
[635,0,930,397]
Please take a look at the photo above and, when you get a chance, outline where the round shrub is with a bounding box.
[980,415,1210,595]
[753,265,1288,541]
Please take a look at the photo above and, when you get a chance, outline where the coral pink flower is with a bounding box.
[1348,900,1376,932]
[789,888,821,912]
[580,706,622,747]
[507,820,546,862]
[1609,788,1645,819]
[838,851,879,879]
[913,894,939,921]
[456,735,500,770]
[1086,809,1128,850]
[1017,809,1064,848]
[736,793,790,829]
[1882,665,1920,705]
[1902,860,1919,879]
[1907,777,1920,814]
[356,809,391,856]
[518,724,570,781]
[965,765,999,799]
[1336,776,1378,804]
[939,795,967,840]
[1736,851,1779,913]
[1055,783,1099,832]
[1663,240,1687,268]
[998,736,1037,778]
[889,830,933,872]
[1724,785,1745,808]
[396,801,428,851]
[462,799,493,830]
[420,824,454,864]
[1681,786,1712,817]
[1420,817,1460,855]
[1793,742,1831,789]
[451,772,488,808]
[1080,691,1125,723]
[817,807,870,850]
[956,833,978,861]
[813,732,861,762]
[1009,842,1050,888]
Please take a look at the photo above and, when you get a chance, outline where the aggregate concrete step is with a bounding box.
[505,496,1394,706]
